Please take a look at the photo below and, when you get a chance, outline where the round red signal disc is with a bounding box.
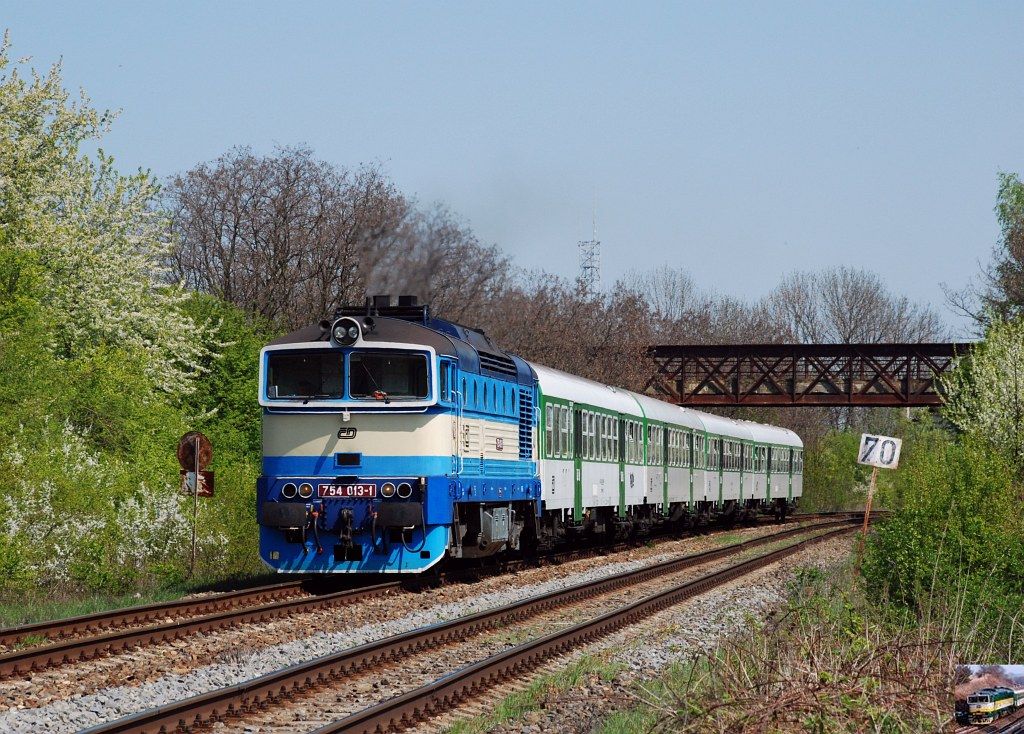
[177,431,213,471]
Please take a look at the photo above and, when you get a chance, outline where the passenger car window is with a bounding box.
[545,405,553,458]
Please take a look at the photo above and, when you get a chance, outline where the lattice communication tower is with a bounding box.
[578,228,601,294]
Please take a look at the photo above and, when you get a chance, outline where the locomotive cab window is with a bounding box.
[267,351,343,400]
[349,352,429,400]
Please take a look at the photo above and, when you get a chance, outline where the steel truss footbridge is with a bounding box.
[645,343,973,407]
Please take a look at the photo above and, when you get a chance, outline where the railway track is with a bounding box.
[79,516,863,734]
[0,580,308,648]
[954,708,1024,733]
[319,523,860,734]
[0,511,868,679]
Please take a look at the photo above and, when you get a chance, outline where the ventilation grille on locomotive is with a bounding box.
[478,351,519,377]
[518,387,534,460]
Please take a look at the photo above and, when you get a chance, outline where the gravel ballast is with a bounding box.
[200,534,833,734]
[443,533,856,734]
[0,522,821,734]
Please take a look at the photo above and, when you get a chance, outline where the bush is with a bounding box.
[0,295,270,596]
[862,423,1024,661]
[801,431,870,512]
[614,562,953,734]
[177,294,277,577]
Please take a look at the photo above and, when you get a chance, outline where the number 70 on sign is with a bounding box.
[858,434,902,469]
[856,433,901,551]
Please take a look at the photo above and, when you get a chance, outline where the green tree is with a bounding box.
[0,37,265,596]
[981,172,1024,319]
[0,35,210,393]
[942,316,1024,470]
[801,431,870,511]
[863,311,1024,662]
[863,425,1024,661]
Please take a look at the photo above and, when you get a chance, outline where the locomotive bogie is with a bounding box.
[450,501,533,558]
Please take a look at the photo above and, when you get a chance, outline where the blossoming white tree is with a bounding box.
[0,34,210,394]
[0,35,229,590]
[942,316,1024,470]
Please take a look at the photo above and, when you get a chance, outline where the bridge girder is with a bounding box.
[645,343,973,407]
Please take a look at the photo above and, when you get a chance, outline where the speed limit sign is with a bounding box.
[857,434,902,469]
[856,433,901,554]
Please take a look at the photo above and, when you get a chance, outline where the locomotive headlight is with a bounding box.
[332,324,359,341]
[281,482,297,499]
[331,317,360,346]
[298,482,314,498]
[380,482,396,498]
[397,482,413,499]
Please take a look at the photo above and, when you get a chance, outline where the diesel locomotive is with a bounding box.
[966,687,1024,725]
[257,296,803,574]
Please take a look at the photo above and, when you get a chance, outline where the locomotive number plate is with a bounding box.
[318,483,377,498]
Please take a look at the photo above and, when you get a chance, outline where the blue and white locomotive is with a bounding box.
[257,296,803,574]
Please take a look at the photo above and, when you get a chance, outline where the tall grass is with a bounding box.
[604,559,987,733]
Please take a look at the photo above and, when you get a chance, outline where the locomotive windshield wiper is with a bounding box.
[357,360,391,404]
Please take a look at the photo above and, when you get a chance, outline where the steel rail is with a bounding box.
[0,512,863,674]
[983,710,1024,733]
[80,517,864,734]
[2,512,836,649]
[437,511,873,580]
[319,524,859,734]
[0,581,401,678]
[0,580,309,648]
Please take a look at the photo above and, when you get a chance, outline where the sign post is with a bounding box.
[861,465,878,539]
[856,433,902,558]
[191,434,199,576]
[177,432,213,577]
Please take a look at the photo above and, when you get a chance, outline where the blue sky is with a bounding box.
[7,2,1024,337]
